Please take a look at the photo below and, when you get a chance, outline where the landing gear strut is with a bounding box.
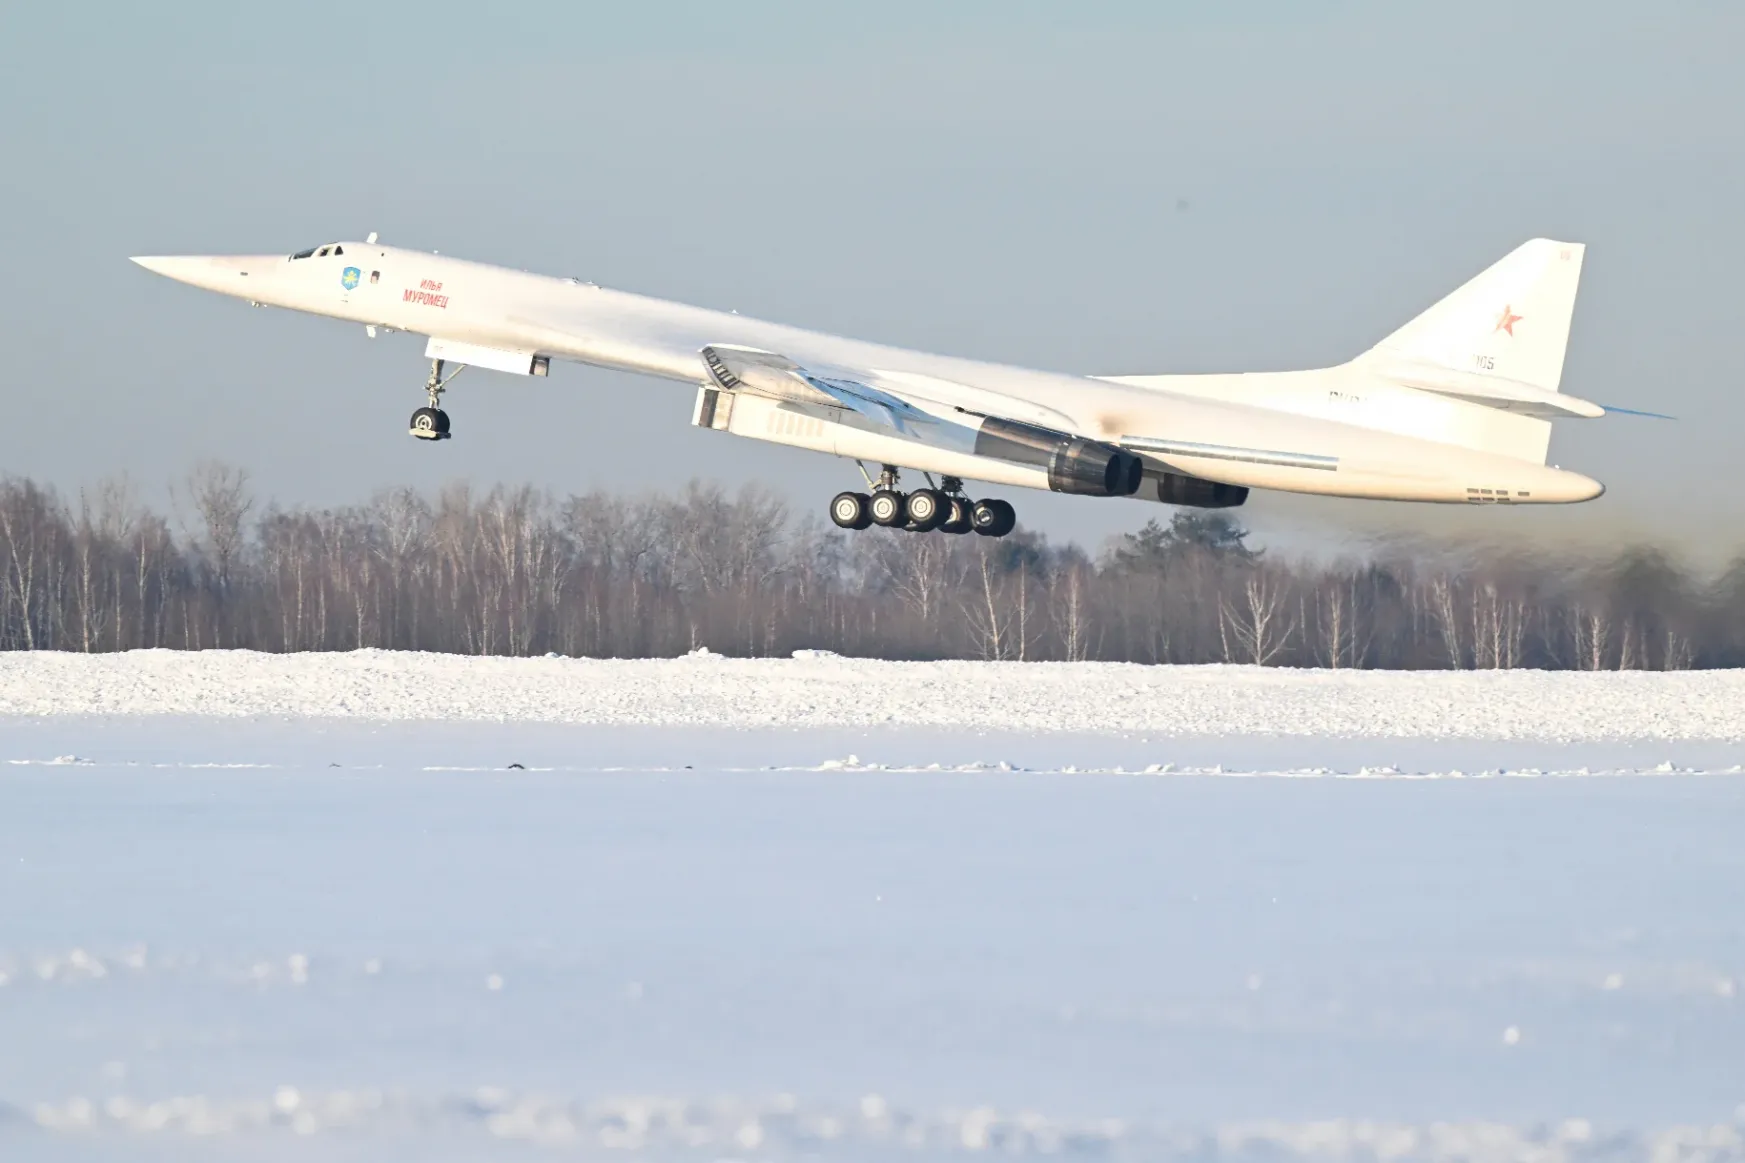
[410,358,465,441]
[826,467,1016,537]
[936,476,974,536]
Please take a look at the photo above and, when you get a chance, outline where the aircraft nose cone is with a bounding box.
[130,254,266,294]
[131,255,200,279]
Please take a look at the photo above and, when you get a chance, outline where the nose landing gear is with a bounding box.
[410,358,465,441]
[409,406,450,440]
[827,468,1015,537]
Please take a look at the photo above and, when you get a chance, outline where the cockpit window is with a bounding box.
[317,246,332,257]
[291,247,316,260]
[332,245,343,255]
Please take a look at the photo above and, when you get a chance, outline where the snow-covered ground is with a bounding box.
[4,648,1745,740]
[2,655,1743,1160]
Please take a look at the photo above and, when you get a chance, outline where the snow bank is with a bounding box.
[1,650,1743,740]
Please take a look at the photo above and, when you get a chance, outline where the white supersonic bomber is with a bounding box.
[133,235,1621,537]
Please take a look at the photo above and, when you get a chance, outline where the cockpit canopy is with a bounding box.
[289,243,344,260]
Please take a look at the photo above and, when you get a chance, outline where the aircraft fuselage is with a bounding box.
[130,241,1606,507]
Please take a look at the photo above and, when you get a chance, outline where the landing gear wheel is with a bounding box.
[410,406,451,440]
[412,358,464,442]
[830,491,873,531]
[904,489,947,532]
[971,498,1016,538]
[991,499,1017,536]
[939,496,973,535]
[868,489,907,528]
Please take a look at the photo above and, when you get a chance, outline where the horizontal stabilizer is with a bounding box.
[1599,404,1676,420]
[1370,357,1604,419]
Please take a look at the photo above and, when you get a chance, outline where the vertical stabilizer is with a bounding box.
[1369,238,1585,393]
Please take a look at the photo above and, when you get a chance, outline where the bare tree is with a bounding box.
[1569,603,1612,672]
[1468,580,1524,670]
[0,480,63,650]
[183,461,253,588]
[961,542,1015,660]
[1314,572,1370,669]
[1219,567,1296,666]
[1052,561,1094,662]
[1422,575,1466,669]
[0,469,1733,669]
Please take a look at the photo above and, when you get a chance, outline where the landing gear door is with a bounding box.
[692,385,734,431]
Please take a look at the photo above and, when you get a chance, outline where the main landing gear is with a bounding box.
[410,358,465,441]
[829,468,1017,538]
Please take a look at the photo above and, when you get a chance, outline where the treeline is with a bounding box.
[0,465,1739,669]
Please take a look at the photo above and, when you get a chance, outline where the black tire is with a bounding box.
[988,499,1016,537]
[829,491,872,531]
[940,496,973,535]
[904,488,947,532]
[868,489,906,527]
[972,498,1016,537]
[410,406,450,439]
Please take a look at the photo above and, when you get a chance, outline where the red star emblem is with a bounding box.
[1494,304,1523,336]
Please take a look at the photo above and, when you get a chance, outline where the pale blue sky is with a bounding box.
[1,2,1740,557]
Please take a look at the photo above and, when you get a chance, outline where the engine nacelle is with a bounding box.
[974,418,1144,497]
[1154,471,1249,508]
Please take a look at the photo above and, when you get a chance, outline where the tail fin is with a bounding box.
[1370,238,1585,393]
